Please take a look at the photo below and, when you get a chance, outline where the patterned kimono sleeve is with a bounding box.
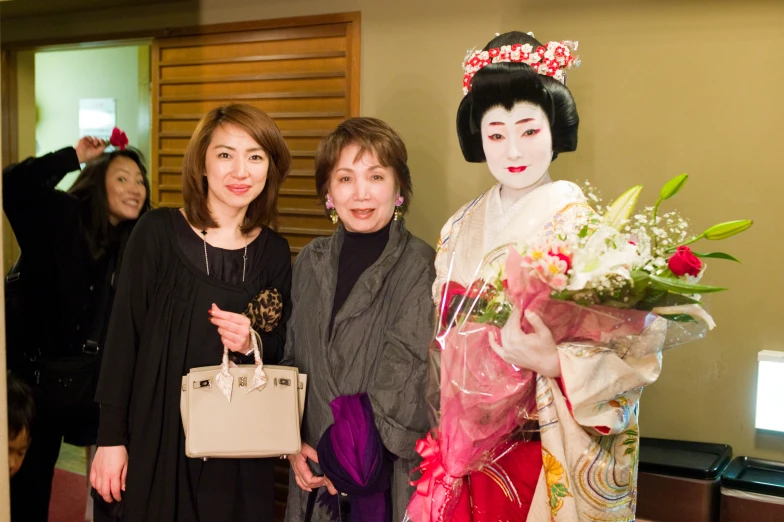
[556,318,666,435]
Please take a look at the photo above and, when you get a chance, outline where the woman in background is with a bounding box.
[4,137,150,522]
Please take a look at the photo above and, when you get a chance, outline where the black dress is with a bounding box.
[3,148,131,522]
[95,208,292,522]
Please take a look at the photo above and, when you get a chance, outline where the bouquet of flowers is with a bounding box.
[407,175,752,522]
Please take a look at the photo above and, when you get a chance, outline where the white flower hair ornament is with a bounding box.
[462,39,580,95]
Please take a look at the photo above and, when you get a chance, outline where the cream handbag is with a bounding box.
[180,330,307,458]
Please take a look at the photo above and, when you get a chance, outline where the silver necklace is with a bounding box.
[200,229,248,282]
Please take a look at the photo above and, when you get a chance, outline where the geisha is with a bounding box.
[406,31,667,522]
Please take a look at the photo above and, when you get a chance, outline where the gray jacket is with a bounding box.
[282,220,435,522]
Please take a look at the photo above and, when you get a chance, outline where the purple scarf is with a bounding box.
[316,393,392,522]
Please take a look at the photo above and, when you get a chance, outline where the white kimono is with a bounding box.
[433,181,666,522]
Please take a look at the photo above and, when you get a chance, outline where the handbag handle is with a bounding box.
[215,328,267,401]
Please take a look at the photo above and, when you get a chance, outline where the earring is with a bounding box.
[326,194,339,225]
[393,194,404,221]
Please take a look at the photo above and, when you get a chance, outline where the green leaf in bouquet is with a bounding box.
[631,270,649,290]
[599,299,637,309]
[494,305,512,326]
[658,174,689,202]
[476,306,495,324]
[622,270,649,305]
[659,313,698,323]
[691,251,742,263]
[648,274,727,294]
[551,288,601,306]
[637,291,701,311]
[603,185,643,230]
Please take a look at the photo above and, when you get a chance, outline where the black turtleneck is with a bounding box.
[329,221,392,334]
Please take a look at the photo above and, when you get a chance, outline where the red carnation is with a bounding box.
[110,127,128,150]
[667,246,702,277]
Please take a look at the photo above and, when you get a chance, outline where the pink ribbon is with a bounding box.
[407,430,459,522]
[410,431,446,494]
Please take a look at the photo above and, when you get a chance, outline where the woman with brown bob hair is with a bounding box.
[282,117,434,521]
[91,104,293,522]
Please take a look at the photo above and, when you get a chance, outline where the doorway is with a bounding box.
[1,12,360,522]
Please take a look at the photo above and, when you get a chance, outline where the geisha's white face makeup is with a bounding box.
[480,102,553,190]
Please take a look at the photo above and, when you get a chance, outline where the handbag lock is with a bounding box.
[82,340,101,355]
[274,378,291,387]
[193,379,212,389]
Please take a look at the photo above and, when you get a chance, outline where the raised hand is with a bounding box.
[75,136,107,164]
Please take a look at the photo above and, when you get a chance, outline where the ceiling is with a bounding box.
[0,0,187,19]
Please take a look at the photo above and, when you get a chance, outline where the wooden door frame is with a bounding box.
[1,10,361,162]
[0,11,360,520]
[0,10,361,257]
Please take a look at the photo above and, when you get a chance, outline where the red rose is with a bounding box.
[667,246,702,277]
[110,127,129,150]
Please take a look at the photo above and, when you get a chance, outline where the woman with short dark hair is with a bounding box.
[283,117,435,522]
[4,137,150,522]
[91,103,292,522]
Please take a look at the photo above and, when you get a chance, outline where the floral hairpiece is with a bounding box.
[461,39,580,95]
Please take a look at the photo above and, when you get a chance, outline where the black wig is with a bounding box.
[457,31,579,162]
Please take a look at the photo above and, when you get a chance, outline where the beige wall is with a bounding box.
[3,0,783,460]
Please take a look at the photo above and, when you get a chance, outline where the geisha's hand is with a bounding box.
[489,307,561,378]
